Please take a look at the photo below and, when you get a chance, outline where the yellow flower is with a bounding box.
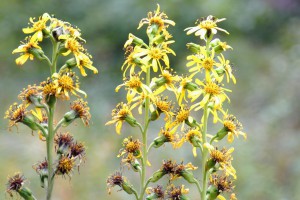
[186,48,221,82]
[170,105,193,131]
[150,69,180,95]
[185,15,228,39]
[208,96,227,123]
[115,73,152,103]
[76,53,98,76]
[56,155,75,176]
[166,184,189,199]
[138,4,175,32]
[4,103,27,129]
[208,174,234,200]
[121,45,145,76]
[118,137,142,162]
[40,77,57,98]
[153,127,179,148]
[150,95,174,121]
[175,128,202,157]
[62,36,84,57]
[189,79,231,111]
[52,72,87,100]
[222,114,246,143]
[12,37,42,65]
[69,99,91,126]
[134,41,175,72]
[22,13,51,41]
[216,54,236,84]
[207,146,236,179]
[18,84,41,106]
[177,76,195,105]
[105,102,136,134]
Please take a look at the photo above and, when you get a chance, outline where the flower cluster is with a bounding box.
[6,13,96,199]
[106,4,246,200]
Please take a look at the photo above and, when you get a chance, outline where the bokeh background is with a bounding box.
[1,0,300,199]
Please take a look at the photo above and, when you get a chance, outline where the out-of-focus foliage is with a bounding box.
[0,0,300,199]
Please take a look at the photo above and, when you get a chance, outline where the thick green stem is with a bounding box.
[139,67,151,200]
[201,102,209,200]
[46,103,56,200]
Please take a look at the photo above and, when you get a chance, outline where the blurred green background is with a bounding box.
[1,0,300,199]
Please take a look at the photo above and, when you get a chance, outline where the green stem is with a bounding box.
[194,178,202,195]
[201,102,209,200]
[147,142,155,154]
[139,67,151,200]
[53,118,65,134]
[46,103,56,200]
[50,37,59,74]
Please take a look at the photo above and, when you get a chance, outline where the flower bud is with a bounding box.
[131,159,141,172]
[184,82,198,91]
[149,170,165,183]
[205,158,217,172]
[206,185,219,200]
[150,110,161,121]
[29,48,46,61]
[215,127,228,141]
[121,182,135,195]
[65,58,77,69]
[130,33,145,46]
[186,43,201,53]
[185,116,198,128]
[153,135,168,148]
[180,170,197,184]
[63,110,77,127]
[18,187,36,200]
[125,115,139,127]
[22,115,39,131]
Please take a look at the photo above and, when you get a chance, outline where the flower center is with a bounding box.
[149,47,163,60]
[126,141,139,152]
[211,149,225,163]
[224,120,236,132]
[204,82,221,95]
[127,77,142,89]
[150,17,164,29]
[59,75,74,90]
[58,157,74,174]
[176,108,189,123]
[200,21,216,30]
[202,57,214,70]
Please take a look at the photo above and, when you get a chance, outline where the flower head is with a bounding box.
[22,13,51,41]
[56,155,75,176]
[54,132,74,154]
[107,172,134,195]
[118,137,142,162]
[151,69,180,95]
[12,36,42,65]
[207,146,236,178]
[18,84,42,106]
[105,102,137,134]
[221,114,246,143]
[5,103,28,129]
[185,15,228,39]
[138,4,175,32]
[150,95,174,121]
[146,185,165,200]
[189,79,231,111]
[116,73,152,103]
[207,174,235,200]
[153,127,179,148]
[68,99,91,126]
[166,184,189,200]
[70,142,86,160]
[6,173,26,197]
[216,54,236,84]
[53,72,87,100]
[76,53,98,76]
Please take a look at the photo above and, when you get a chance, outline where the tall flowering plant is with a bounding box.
[106,5,246,200]
[5,13,98,200]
